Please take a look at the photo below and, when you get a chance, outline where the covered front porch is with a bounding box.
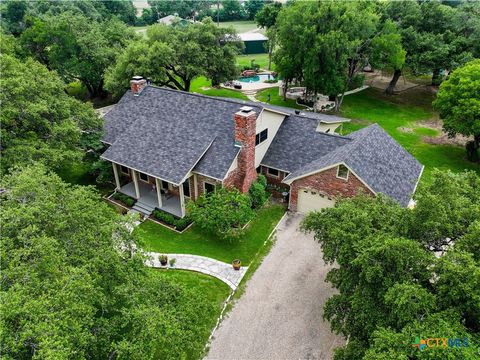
[112,163,186,218]
[118,182,183,218]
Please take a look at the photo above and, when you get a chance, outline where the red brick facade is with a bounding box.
[223,109,257,193]
[289,166,374,211]
[194,173,221,199]
[260,166,289,197]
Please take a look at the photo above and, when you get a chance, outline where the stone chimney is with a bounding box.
[130,76,147,96]
[233,106,257,193]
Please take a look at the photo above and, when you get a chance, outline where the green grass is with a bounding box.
[413,127,439,137]
[340,88,479,183]
[135,203,286,265]
[237,53,272,71]
[154,269,230,359]
[157,269,230,306]
[218,20,259,33]
[256,87,305,109]
[190,76,249,100]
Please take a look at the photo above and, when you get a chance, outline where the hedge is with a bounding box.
[111,192,135,207]
[153,209,192,231]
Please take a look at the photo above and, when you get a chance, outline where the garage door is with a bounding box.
[297,189,335,213]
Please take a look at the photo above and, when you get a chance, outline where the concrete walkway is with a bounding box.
[145,252,248,290]
[206,213,345,360]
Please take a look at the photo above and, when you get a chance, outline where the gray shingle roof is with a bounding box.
[101,86,422,205]
[282,124,423,206]
[101,86,261,184]
[261,116,351,171]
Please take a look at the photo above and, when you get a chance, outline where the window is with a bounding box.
[182,179,190,198]
[161,180,169,189]
[120,166,129,175]
[139,172,149,182]
[337,164,349,180]
[255,129,268,145]
[204,182,215,194]
[267,167,279,177]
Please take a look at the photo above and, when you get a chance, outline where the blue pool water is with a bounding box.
[239,74,276,83]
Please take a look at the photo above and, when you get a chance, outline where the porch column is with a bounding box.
[155,178,162,208]
[112,163,121,190]
[178,183,186,217]
[131,169,141,199]
[193,174,198,200]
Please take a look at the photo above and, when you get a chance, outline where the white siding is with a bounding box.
[316,122,343,133]
[255,110,286,167]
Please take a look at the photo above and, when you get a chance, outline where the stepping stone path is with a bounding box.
[145,252,248,290]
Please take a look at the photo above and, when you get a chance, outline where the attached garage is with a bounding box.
[296,188,335,214]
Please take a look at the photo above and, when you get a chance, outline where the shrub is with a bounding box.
[174,217,191,231]
[249,175,268,209]
[187,187,254,240]
[264,79,278,83]
[112,192,135,207]
[153,209,192,231]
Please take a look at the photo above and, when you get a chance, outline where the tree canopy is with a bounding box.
[434,59,480,162]
[0,53,102,173]
[187,187,255,240]
[274,1,405,110]
[105,18,242,95]
[382,0,478,92]
[1,165,221,359]
[20,12,136,98]
[0,0,137,32]
[301,169,480,359]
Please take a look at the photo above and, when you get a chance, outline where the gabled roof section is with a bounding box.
[283,124,424,206]
[261,115,351,172]
[101,86,262,184]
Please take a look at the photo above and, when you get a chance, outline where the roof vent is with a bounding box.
[295,110,300,115]
[240,106,253,113]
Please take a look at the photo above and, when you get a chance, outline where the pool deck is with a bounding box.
[221,79,282,92]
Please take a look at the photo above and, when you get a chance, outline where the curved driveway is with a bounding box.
[206,213,345,360]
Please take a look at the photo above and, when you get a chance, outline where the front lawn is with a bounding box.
[256,87,305,109]
[191,76,249,100]
[154,269,230,359]
[135,203,285,264]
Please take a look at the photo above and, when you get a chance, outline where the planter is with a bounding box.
[232,259,242,270]
[160,255,168,266]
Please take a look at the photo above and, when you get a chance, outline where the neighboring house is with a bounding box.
[158,15,190,27]
[238,32,268,54]
[101,77,423,217]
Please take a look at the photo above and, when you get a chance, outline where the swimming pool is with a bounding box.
[239,73,276,83]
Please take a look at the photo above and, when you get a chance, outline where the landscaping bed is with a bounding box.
[135,203,286,265]
[151,208,193,232]
[110,191,136,207]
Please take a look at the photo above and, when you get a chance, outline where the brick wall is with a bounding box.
[194,173,221,199]
[289,166,374,211]
[260,166,289,197]
[231,109,257,193]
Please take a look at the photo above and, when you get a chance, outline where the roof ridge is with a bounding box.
[146,85,261,109]
[146,85,351,124]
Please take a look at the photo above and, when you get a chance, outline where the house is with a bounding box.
[101,77,423,217]
[157,15,190,27]
[238,32,268,54]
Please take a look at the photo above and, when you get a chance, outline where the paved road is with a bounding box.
[206,213,345,360]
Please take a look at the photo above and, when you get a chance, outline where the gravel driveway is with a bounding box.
[206,213,345,360]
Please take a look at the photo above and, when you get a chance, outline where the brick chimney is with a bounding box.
[130,76,147,96]
[234,106,257,193]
